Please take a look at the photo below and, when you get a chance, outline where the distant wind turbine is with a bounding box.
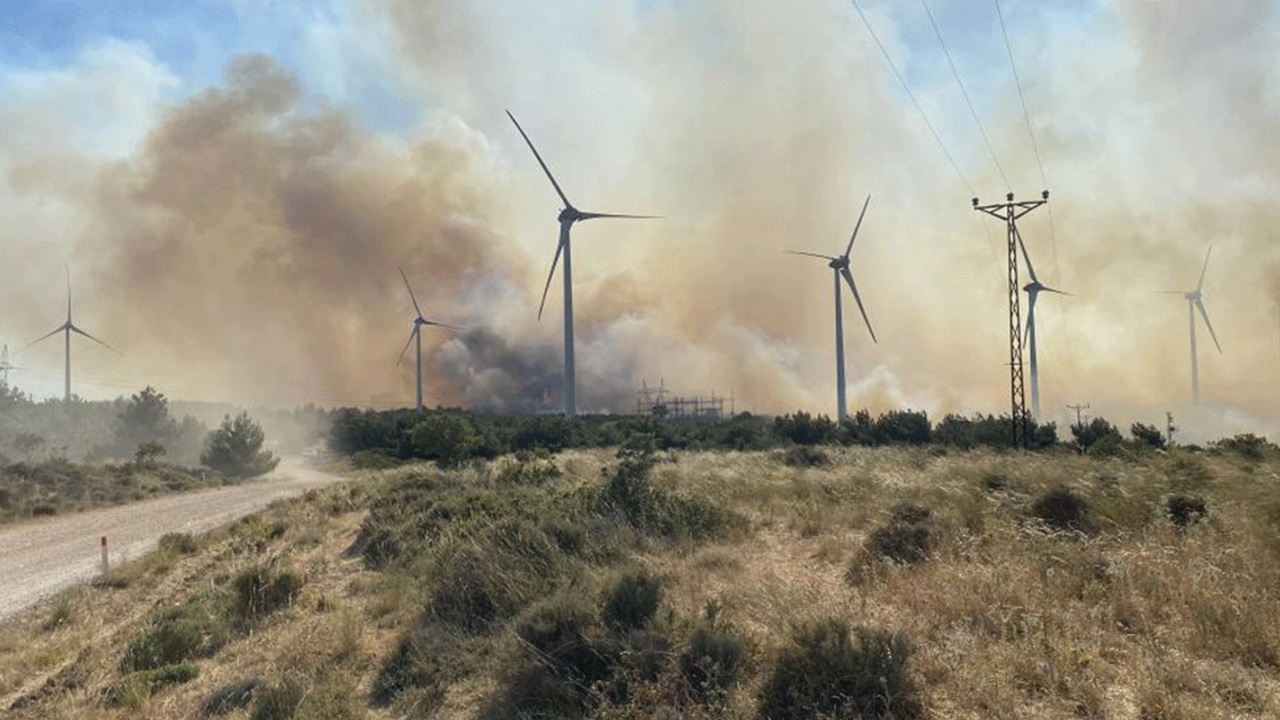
[1014,226,1069,420]
[506,110,658,418]
[29,267,118,402]
[396,268,461,414]
[1162,247,1221,404]
[786,195,877,422]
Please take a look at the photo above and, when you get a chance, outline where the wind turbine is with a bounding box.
[1014,226,1069,420]
[396,268,461,414]
[1162,247,1221,404]
[506,110,658,418]
[29,267,117,402]
[786,195,877,422]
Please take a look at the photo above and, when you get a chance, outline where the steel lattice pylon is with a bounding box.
[974,191,1049,448]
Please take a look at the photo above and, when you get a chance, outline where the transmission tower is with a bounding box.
[0,345,13,386]
[1166,412,1177,445]
[975,191,1050,448]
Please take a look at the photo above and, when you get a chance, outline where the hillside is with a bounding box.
[2,445,1279,719]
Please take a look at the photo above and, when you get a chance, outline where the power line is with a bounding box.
[994,0,1047,190]
[850,0,976,197]
[918,0,1009,190]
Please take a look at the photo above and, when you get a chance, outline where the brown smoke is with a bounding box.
[3,1,1280,439]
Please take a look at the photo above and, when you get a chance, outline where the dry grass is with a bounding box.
[3,446,1279,719]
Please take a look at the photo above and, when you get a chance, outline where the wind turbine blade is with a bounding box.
[68,324,121,355]
[840,267,877,343]
[1158,290,1186,295]
[28,326,65,347]
[1196,245,1212,293]
[843,194,872,258]
[506,110,572,209]
[421,320,464,332]
[1025,292,1037,344]
[576,212,661,221]
[1041,285,1071,296]
[1195,298,1222,353]
[537,224,570,321]
[1014,226,1039,284]
[785,250,837,261]
[396,326,417,367]
[399,267,425,319]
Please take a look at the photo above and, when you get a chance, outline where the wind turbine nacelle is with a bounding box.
[558,207,579,223]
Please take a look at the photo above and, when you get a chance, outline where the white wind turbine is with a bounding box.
[1162,247,1221,404]
[396,268,461,414]
[29,267,118,402]
[506,110,659,418]
[1014,226,1069,420]
[786,195,877,422]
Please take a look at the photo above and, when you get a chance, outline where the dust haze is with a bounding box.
[3,0,1280,440]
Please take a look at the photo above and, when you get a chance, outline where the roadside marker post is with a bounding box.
[100,535,108,575]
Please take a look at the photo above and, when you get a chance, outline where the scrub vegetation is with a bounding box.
[3,416,1280,719]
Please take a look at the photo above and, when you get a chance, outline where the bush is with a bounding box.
[120,617,207,673]
[429,519,562,633]
[200,677,262,717]
[873,410,931,446]
[410,415,481,468]
[495,457,562,486]
[781,446,830,468]
[600,453,745,541]
[1131,422,1166,449]
[349,449,400,470]
[1215,433,1277,461]
[1033,486,1091,532]
[759,619,924,720]
[602,571,662,633]
[231,565,304,624]
[773,412,837,446]
[1167,495,1208,527]
[202,412,280,478]
[485,597,620,719]
[681,620,748,705]
[251,679,304,720]
[105,663,198,707]
[864,503,933,566]
[1072,418,1123,454]
[158,532,198,555]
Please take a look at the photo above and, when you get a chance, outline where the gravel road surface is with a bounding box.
[0,461,344,623]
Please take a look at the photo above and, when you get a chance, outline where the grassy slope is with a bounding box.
[0,461,232,524]
[2,446,1279,719]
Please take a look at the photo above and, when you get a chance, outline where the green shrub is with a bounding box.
[202,412,280,478]
[681,620,748,705]
[157,532,198,555]
[1131,422,1166,449]
[495,457,562,486]
[1215,433,1277,461]
[200,678,262,717]
[759,620,924,720]
[1167,495,1208,527]
[349,449,400,470]
[873,410,931,446]
[1033,486,1091,532]
[602,571,662,633]
[773,412,837,446]
[104,663,198,707]
[861,503,934,567]
[599,454,745,541]
[780,446,830,468]
[429,519,562,633]
[251,679,304,720]
[120,608,217,673]
[410,415,481,468]
[232,565,304,624]
[482,597,620,719]
[1072,418,1123,454]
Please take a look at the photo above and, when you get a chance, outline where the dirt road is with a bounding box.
[0,461,345,623]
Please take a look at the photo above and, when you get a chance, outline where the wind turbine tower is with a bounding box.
[787,195,877,422]
[506,110,658,418]
[396,268,460,414]
[1014,227,1068,420]
[1163,247,1220,404]
[29,267,117,402]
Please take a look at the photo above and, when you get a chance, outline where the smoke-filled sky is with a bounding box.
[3,0,1280,438]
